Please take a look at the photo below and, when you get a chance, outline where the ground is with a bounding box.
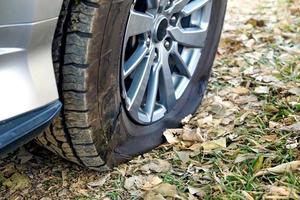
[0,0,299,199]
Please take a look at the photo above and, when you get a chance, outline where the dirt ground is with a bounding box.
[1,0,299,199]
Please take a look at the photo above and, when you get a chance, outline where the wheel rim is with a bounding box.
[121,0,212,124]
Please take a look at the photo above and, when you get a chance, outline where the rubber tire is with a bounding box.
[36,0,227,170]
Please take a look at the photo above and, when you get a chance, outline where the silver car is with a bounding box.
[0,0,227,170]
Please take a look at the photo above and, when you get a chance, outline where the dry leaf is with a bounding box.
[176,151,190,164]
[269,121,280,129]
[255,161,300,177]
[265,185,299,199]
[234,95,258,105]
[280,122,300,132]
[188,193,198,200]
[3,172,31,192]
[188,186,203,195]
[197,115,213,127]
[144,191,166,200]
[241,191,254,200]
[289,87,300,96]
[140,159,171,173]
[152,183,179,198]
[254,86,269,94]
[246,18,265,27]
[279,46,300,55]
[201,138,227,152]
[260,134,277,142]
[142,176,163,190]
[124,175,163,191]
[182,127,205,142]
[87,174,110,187]
[181,114,193,124]
[163,129,182,144]
[234,154,256,163]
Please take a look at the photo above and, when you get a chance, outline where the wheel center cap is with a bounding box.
[154,17,168,42]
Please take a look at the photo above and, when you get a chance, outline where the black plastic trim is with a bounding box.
[0,100,62,156]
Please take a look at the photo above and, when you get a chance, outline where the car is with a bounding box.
[0,0,227,170]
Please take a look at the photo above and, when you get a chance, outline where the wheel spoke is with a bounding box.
[167,0,190,14]
[144,65,160,120]
[182,0,210,16]
[171,45,191,78]
[159,48,176,109]
[124,45,149,77]
[126,9,155,38]
[146,0,159,9]
[127,48,155,115]
[147,0,168,9]
[168,27,207,48]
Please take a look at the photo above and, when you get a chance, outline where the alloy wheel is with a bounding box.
[121,0,213,124]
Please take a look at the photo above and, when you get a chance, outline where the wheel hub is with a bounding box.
[154,17,168,42]
[121,0,213,124]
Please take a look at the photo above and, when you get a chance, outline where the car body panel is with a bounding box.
[0,0,63,122]
[0,0,62,25]
[0,100,61,156]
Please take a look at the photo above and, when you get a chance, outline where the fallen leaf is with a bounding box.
[254,86,269,94]
[231,86,250,95]
[176,151,190,164]
[280,122,300,132]
[279,46,300,55]
[2,164,16,177]
[182,127,205,142]
[152,183,179,198]
[288,87,300,96]
[256,75,280,83]
[87,174,110,187]
[144,191,166,200]
[197,115,213,127]
[269,121,280,129]
[255,161,300,177]
[140,159,171,173]
[241,191,254,200]
[188,186,203,195]
[234,154,256,163]
[188,193,198,200]
[201,138,227,152]
[264,105,279,113]
[260,134,277,142]
[3,173,31,192]
[124,175,163,191]
[124,176,139,190]
[246,18,265,27]
[286,143,298,150]
[142,176,163,190]
[265,185,299,199]
[181,114,193,124]
[163,129,182,144]
[234,95,258,105]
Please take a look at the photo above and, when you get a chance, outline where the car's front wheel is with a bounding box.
[37,0,227,170]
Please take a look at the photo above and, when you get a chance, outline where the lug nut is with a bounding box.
[164,40,171,49]
[166,0,172,7]
[146,37,151,46]
[170,16,177,25]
